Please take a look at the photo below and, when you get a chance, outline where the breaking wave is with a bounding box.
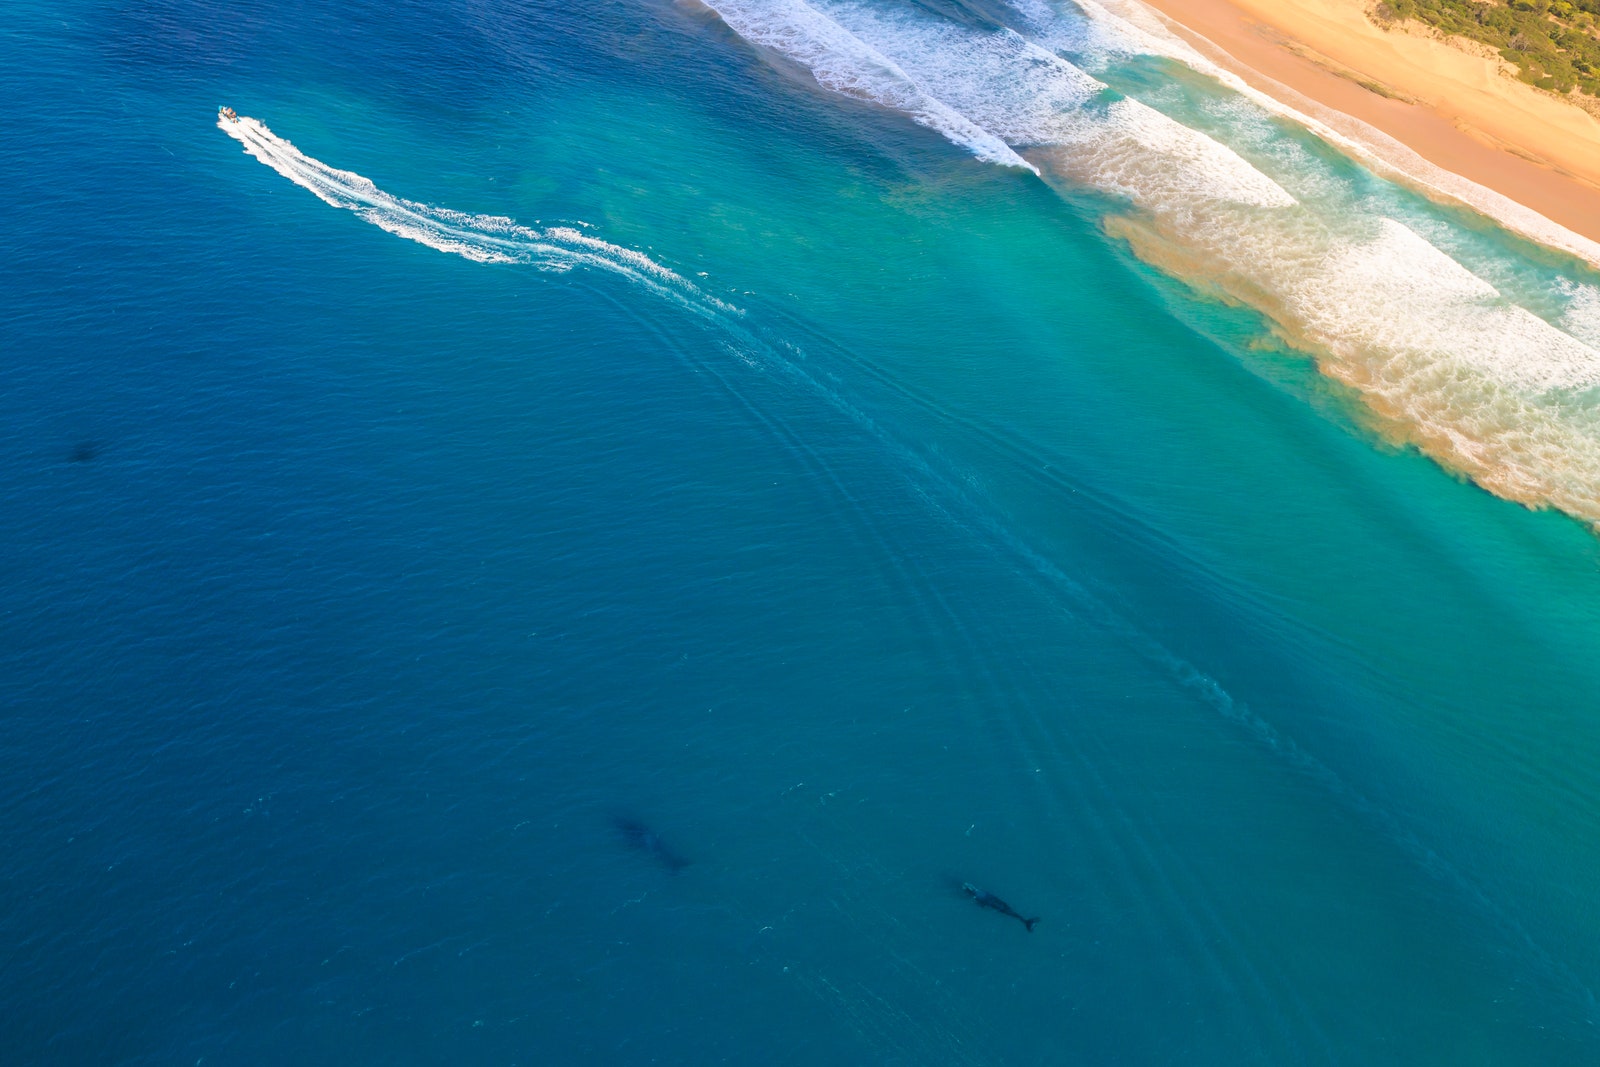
[700,0,1040,173]
[699,0,1294,208]
[698,0,1600,526]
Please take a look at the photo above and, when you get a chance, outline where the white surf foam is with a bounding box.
[1082,0,1600,268]
[1290,220,1600,394]
[845,2,1294,207]
[1557,280,1600,350]
[695,1,1600,521]
[1000,0,1600,520]
[1108,184,1600,517]
[700,0,1294,207]
[699,0,1040,173]
[218,115,736,317]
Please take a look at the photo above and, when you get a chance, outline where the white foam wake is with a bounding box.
[218,115,735,317]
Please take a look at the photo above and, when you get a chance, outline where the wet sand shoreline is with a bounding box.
[1125,0,1600,253]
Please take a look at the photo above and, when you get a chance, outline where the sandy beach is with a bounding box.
[1129,0,1600,249]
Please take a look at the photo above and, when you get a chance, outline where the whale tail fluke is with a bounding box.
[1024,917,1039,933]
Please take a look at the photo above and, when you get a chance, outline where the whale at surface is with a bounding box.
[962,882,1038,932]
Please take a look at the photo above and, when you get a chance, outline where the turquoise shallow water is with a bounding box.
[6,0,1600,1062]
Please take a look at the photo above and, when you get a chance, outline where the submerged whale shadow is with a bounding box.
[611,815,690,874]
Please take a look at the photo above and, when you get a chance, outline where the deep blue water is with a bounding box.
[7,1,1600,1063]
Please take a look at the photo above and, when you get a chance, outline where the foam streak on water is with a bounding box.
[218,115,736,318]
[697,0,1600,526]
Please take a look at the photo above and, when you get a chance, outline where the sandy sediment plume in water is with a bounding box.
[693,0,1600,526]
[1127,0,1600,251]
[1084,188,1600,528]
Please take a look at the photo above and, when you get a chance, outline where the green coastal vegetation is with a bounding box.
[1374,0,1600,97]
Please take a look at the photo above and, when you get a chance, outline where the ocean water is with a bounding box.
[7,0,1600,1062]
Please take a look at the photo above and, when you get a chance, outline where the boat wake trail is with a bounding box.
[217,114,736,319]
